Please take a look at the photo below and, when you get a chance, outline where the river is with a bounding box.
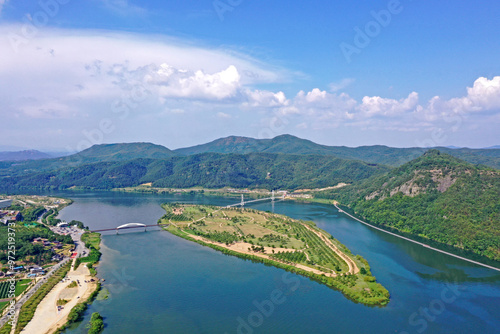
[52,191,499,334]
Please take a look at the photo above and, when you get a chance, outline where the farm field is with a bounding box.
[160,204,390,306]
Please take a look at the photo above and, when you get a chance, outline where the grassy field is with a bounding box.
[0,280,32,299]
[160,204,390,306]
[14,279,32,296]
[81,232,101,250]
[0,262,72,334]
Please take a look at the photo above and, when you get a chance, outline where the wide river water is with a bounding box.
[51,191,499,334]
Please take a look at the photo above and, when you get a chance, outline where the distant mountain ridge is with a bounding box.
[1,136,499,177]
[175,135,500,169]
[0,150,52,161]
[0,143,177,176]
[73,143,176,162]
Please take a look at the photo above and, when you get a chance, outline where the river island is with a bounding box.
[159,204,390,306]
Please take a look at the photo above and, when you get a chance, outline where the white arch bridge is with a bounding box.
[90,192,283,234]
[91,223,160,234]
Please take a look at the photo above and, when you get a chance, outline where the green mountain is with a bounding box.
[0,153,389,191]
[175,135,500,169]
[71,143,176,162]
[317,150,500,262]
[0,150,52,161]
[0,143,177,177]
[174,135,336,156]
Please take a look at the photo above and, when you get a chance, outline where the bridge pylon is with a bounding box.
[241,194,245,207]
[272,190,275,202]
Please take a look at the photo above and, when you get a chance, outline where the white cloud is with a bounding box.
[0,24,498,149]
[0,26,291,121]
[243,89,288,108]
[329,78,355,92]
[216,112,231,119]
[98,0,147,16]
[416,76,500,123]
[149,64,241,100]
[358,92,419,117]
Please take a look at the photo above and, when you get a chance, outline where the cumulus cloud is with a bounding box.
[243,89,288,108]
[416,76,500,124]
[358,92,419,117]
[149,64,241,100]
[0,26,292,120]
[0,25,498,146]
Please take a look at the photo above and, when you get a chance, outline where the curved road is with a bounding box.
[334,203,500,272]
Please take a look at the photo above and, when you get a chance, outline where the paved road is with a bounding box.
[0,225,89,331]
[334,203,500,272]
[0,258,71,329]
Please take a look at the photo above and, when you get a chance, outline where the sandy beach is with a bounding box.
[21,263,97,334]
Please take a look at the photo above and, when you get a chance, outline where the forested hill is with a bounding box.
[1,137,499,174]
[0,142,177,176]
[175,135,500,169]
[0,153,389,191]
[317,150,500,262]
[0,150,51,161]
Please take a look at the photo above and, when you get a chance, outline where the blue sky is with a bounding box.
[0,0,499,151]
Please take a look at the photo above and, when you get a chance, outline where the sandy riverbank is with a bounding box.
[21,262,98,334]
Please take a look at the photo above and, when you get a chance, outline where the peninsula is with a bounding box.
[160,204,390,306]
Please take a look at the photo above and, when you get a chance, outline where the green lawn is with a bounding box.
[81,232,101,250]
[14,279,32,296]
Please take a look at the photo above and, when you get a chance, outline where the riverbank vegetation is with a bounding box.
[0,261,72,334]
[317,150,500,262]
[74,233,101,276]
[87,312,104,334]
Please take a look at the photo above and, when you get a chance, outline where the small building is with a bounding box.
[52,254,64,262]
[2,211,22,222]
[13,266,24,272]
[30,267,44,274]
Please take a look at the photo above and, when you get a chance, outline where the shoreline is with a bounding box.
[333,202,500,272]
[162,205,390,307]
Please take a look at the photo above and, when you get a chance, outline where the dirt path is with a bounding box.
[21,263,97,334]
[302,224,359,274]
[188,234,336,277]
